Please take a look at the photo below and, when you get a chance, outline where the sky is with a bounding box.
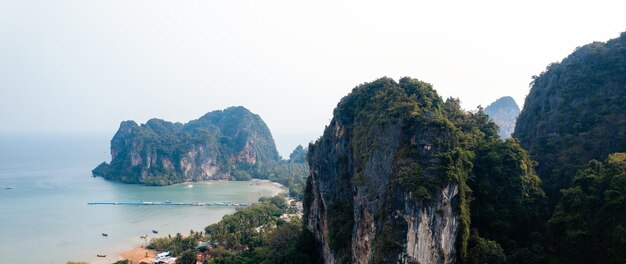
[1,0,625,157]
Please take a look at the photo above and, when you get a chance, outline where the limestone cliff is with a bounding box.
[304,77,472,263]
[484,96,519,139]
[514,32,626,198]
[93,106,280,185]
[303,77,544,263]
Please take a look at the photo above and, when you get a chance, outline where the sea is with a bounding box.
[0,134,285,264]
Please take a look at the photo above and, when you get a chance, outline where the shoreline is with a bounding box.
[183,178,288,197]
[85,245,156,264]
[97,179,288,263]
[247,178,289,196]
[119,246,157,264]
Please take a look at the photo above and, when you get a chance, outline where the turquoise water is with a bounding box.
[0,135,285,263]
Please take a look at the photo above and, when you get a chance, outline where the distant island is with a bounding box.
[93,106,308,197]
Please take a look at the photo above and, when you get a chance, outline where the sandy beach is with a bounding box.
[192,178,288,196]
[249,179,289,196]
[119,247,157,263]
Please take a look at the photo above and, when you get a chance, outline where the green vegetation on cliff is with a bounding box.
[512,32,626,264]
[546,153,626,264]
[469,139,545,262]
[467,231,507,264]
[304,77,544,263]
[94,106,280,185]
[515,32,626,200]
[93,107,309,198]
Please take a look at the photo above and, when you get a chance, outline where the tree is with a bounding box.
[177,249,197,264]
[258,195,288,211]
[470,139,545,254]
[204,202,283,250]
[259,222,312,264]
[547,153,626,263]
[467,232,507,264]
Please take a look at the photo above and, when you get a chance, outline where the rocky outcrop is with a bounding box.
[514,32,626,198]
[402,182,459,264]
[303,77,546,263]
[288,145,308,163]
[304,77,472,263]
[484,96,520,139]
[93,106,280,185]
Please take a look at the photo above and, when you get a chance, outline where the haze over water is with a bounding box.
[0,134,285,263]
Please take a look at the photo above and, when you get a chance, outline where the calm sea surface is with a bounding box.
[0,134,285,264]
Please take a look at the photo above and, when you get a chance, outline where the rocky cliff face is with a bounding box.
[514,32,626,198]
[304,77,545,263]
[484,96,520,139]
[93,106,280,185]
[304,78,473,263]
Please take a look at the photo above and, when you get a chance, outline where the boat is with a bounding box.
[140,234,147,239]
[152,230,158,234]
[97,254,106,257]
[102,233,108,237]
[187,184,193,188]
[165,200,171,203]
[4,186,13,190]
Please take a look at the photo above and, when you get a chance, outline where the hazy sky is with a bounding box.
[1,0,625,157]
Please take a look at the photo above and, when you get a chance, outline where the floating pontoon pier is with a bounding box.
[87,201,251,206]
